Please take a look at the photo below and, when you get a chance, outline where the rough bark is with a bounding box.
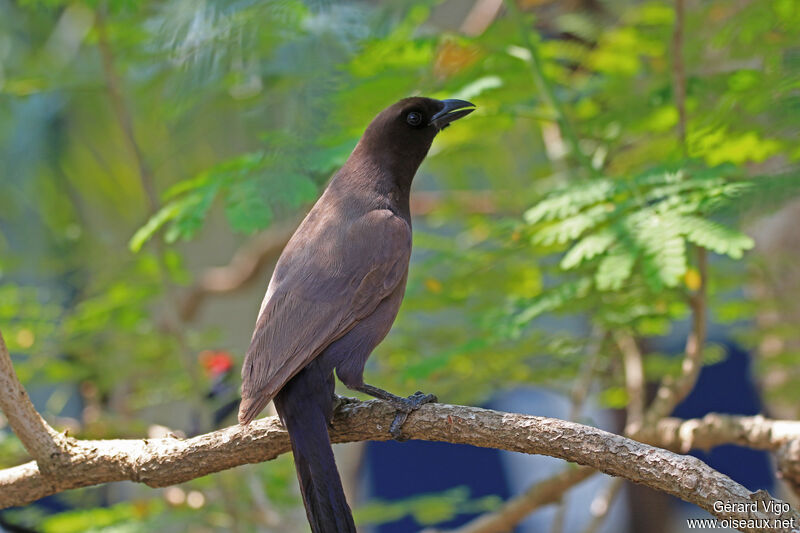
[2,401,799,533]
[0,334,69,474]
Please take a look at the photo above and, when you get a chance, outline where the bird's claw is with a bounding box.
[332,394,360,413]
[389,391,437,440]
[408,391,437,408]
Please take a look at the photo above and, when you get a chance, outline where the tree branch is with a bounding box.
[583,477,624,533]
[643,414,800,454]
[2,400,799,532]
[440,466,597,533]
[178,216,301,321]
[444,466,595,533]
[0,332,68,474]
[644,247,708,424]
[777,440,800,496]
[504,0,597,176]
[643,0,706,425]
[671,0,688,155]
[95,7,158,212]
[617,331,646,434]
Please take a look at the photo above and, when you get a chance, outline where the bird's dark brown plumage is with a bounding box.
[238,96,475,533]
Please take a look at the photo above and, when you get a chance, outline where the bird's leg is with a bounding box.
[351,383,437,439]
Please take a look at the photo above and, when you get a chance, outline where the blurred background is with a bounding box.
[1,0,799,531]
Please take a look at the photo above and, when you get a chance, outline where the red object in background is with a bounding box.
[196,350,240,429]
[199,350,234,376]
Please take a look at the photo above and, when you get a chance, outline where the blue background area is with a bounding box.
[364,438,511,532]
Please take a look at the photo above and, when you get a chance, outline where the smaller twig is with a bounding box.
[460,0,504,36]
[0,331,68,473]
[95,7,157,212]
[451,332,607,533]
[550,503,566,533]
[672,0,688,156]
[568,329,605,422]
[96,6,209,411]
[246,469,282,526]
[503,0,597,177]
[644,247,707,425]
[550,330,605,533]
[582,478,624,533]
[179,217,301,321]
[639,0,701,428]
[776,440,800,499]
[616,331,645,435]
[448,467,595,533]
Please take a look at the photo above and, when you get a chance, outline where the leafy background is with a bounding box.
[1,0,799,530]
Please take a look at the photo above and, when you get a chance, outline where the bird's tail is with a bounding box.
[273,365,356,533]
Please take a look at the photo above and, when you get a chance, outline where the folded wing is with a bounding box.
[239,210,411,423]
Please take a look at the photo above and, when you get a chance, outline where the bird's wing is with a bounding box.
[238,209,411,423]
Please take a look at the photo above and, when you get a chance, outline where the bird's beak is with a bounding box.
[430,99,476,130]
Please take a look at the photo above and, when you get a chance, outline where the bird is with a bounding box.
[238,96,475,532]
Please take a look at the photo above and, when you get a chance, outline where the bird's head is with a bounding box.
[355,97,475,180]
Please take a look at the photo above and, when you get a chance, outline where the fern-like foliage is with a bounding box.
[511,164,756,333]
[129,135,351,251]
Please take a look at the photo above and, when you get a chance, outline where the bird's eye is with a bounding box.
[406,111,423,126]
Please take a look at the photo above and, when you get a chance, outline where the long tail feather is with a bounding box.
[274,366,356,533]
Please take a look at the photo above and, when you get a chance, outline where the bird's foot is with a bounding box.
[389,391,437,440]
[332,394,360,413]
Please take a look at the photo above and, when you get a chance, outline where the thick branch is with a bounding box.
[0,332,67,473]
[1,402,798,532]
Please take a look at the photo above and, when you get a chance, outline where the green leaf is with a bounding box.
[515,277,593,326]
[560,229,616,269]
[675,215,754,258]
[273,173,318,209]
[163,187,219,244]
[128,203,182,252]
[224,181,273,234]
[524,179,615,224]
[595,245,637,290]
[355,487,501,527]
[636,213,687,290]
[599,386,629,409]
[532,204,612,246]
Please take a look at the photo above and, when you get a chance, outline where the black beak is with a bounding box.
[430,99,476,130]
